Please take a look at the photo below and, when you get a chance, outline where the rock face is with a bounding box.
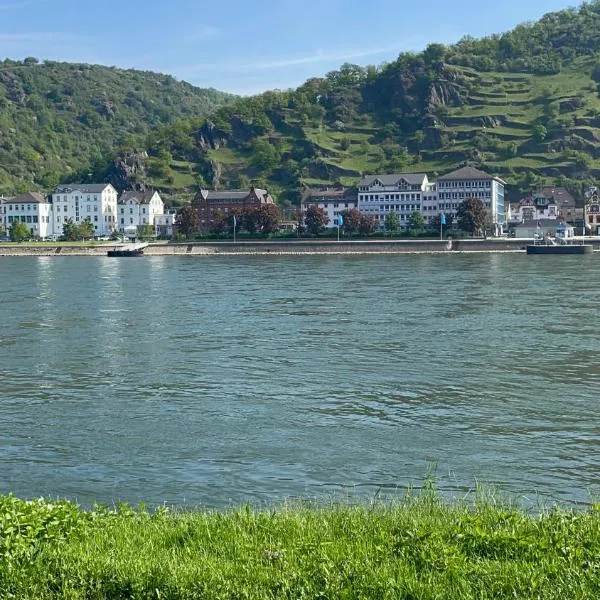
[423,127,444,149]
[105,150,148,192]
[426,80,464,111]
[0,71,26,104]
[196,121,230,151]
[560,97,584,113]
[476,115,507,128]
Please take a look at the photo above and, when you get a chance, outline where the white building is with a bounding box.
[117,190,164,234]
[300,188,358,228]
[436,166,506,233]
[508,195,559,224]
[1,192,53,239]
[52,184,118,237]
[154,212,176,238]
[357,173,430,229]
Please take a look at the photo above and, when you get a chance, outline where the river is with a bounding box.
[1,254,599,507]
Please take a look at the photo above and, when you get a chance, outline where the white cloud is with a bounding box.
[0,0,46,10]
[182,26,221,43]
[0,32,82,42]
[173,44,403,77]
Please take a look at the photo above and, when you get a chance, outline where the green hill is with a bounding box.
[0,59,235,194]
[129,0,600,206]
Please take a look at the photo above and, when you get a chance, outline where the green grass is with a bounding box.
[2,491,600,599]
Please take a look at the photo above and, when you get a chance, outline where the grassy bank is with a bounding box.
[1,492,599,599]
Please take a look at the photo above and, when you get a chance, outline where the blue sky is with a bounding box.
[0,0,578,95]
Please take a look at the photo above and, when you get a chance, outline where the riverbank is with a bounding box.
[3,237,599,256]
[2,492,599,599]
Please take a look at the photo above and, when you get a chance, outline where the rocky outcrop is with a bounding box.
[426,80,464,111]
[476,115,507,128]
[209,160,222,188]
[196,121,230,152]
[560,97,585,113]
[95,97,116,119]
[0,71,26,104]
[422,127,444,149]
[105,150,148,192]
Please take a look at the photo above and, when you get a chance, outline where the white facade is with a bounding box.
[1,192,53,239]
[421,187,439,225]
[508,197,558,223]
[52,184,118,237]
[357,173,430,229]
[436,167,506,233]
[117,190,164,233]
[301,192,358,228]
[155,212,176,237]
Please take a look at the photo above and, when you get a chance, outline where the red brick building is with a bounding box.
[192,187,274,230]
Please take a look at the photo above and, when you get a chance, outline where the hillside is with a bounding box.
[0,59,235,194]
[128,0,600,206]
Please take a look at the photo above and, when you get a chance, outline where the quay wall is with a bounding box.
[2,238,600,256]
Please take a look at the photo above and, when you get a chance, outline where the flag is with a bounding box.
[232,215,237,228]
[440,213,446,226]
[337,214,344,227]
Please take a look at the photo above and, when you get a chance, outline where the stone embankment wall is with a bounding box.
[2,238,600,257]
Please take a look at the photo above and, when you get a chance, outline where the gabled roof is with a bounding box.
[536,186,576,206]
[438,166,504,183]
[10,191,48,204]
[358,173,427,187]
[516,219,561,228]
[193,187,272,204]
[119,190,160,205]
[54,183,113,194]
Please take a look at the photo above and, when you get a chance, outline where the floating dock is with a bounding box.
[526,244,593,255]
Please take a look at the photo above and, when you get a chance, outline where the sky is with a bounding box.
[0,0,580,95]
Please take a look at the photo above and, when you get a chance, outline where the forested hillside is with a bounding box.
[124,0,600,206]
[0,60,235,193]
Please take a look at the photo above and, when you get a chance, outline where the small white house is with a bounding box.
[1,192,53,239]
[154,212,176,237]
[118,190,164,234]
[300,188,358,229]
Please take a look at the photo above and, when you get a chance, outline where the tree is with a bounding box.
[240,207,260,234]
[9,220,30,242]
[79,218,95,240]
[408,211,425,233]
[62,218,79,241]
[340,208,361,235]
[359,214,376,235]
[384,212,400,233]
[304,205,329,235]
[457,198,487,236]
[532,124,548,143]
[256,204,279,234]
[137,224,154,240]
[175,204,199,238]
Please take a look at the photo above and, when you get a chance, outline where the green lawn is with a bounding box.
[1,491,599,599]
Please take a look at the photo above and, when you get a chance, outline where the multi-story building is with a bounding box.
[117,190,164,234]
[300,188,358,228]
[436,166,506,234]
[357,173,430,229]
[508,195,559,224]
[192,187,274,230]
[52,183,118,237]
[0,192,53,239]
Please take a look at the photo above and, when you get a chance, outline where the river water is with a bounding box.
[1,254,599,507]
